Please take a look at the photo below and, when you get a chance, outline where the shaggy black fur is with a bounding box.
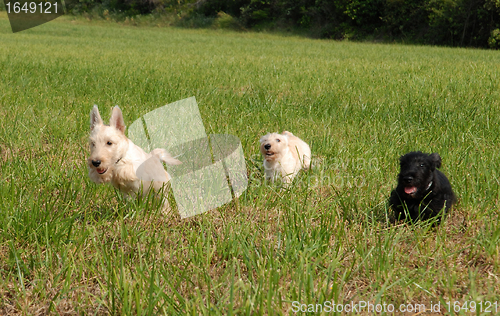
[390,151,456,223]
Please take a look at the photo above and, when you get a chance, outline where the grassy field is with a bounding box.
[1,12,500,315]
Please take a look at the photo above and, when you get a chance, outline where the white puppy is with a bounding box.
[88,105,181,208]
[259,131,311,184]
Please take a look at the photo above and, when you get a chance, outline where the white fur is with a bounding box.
[87,105,181,209]
[259,131,311,184]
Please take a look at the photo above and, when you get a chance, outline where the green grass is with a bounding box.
[1,12,500,315]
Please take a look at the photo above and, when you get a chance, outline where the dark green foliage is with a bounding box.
[382,0,430,39]
[425,0,494,46]
[489,28,500,47]
[195,0,249,18]
[68,0,500,48]
[344,0,385,27]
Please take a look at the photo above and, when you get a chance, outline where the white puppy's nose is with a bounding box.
[264,144,271,150]
[92,160,101,167]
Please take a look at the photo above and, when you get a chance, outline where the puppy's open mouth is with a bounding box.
[97,167,108,175]
[264,152,275,159]
[404,186,417,195]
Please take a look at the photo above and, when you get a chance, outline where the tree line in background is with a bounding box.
[162,0,500,48]
[194,0,500,47]
[2,0,500,48]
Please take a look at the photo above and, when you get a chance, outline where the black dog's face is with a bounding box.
[398,152,441,198]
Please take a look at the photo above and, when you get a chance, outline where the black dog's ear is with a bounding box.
[429,153,442,169]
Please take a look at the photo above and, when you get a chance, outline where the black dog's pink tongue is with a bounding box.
[405,186,417,194]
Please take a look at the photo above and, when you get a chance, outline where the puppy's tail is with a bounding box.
[151,148,182,165]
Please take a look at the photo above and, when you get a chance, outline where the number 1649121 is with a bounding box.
[6,2,58,14]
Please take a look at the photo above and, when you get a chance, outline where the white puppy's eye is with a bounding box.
[90,142,95,147]
[107,141,113,146]
[420,164,424,167]
[276,139,281,142]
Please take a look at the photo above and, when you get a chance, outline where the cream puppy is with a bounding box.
[259,131,311,184]
[88,105,181,208]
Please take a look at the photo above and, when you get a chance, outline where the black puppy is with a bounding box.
[390,151,456,223]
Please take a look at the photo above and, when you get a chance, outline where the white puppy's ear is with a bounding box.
[90,105,103,131]
[110,106,126,134]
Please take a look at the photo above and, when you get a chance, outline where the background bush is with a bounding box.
[66,0,500,47]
